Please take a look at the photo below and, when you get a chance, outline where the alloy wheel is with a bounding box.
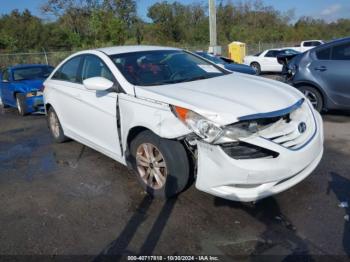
[136,143,168,190]
[303,90,318,109]
[49,111,60,138]
[16,97,22,115]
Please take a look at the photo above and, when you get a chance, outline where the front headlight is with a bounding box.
[220,121,257,141]
[171,106,275,144]
[171,106,223,143]
[288,64,297,76]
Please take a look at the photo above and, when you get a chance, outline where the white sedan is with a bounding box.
[244,49,300,74]
[44,46,323,202]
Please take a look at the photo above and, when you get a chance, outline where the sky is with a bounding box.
[0,0,349,23]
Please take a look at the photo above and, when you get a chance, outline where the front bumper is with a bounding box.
[195,111,324,202]
[26,95,45,113]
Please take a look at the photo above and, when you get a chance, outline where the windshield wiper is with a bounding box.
[144,75,215,86]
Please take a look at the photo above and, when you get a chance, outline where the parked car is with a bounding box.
[290,40,325,53]
[0,64,54,115]
[44,46,324,202]
[244,49,300,74]
[284,37,350,112]
[195,51,256,75]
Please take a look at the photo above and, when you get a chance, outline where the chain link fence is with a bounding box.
[0,42,300,69]
[245,42,299,55]
[0,51,74,69]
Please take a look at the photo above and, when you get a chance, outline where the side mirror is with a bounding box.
[83,77,114,91]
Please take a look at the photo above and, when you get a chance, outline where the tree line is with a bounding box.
[0,0,349,52]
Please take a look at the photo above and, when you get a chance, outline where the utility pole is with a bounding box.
[208,0,221,55]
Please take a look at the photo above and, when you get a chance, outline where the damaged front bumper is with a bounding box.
[194,110,324,202]
[26,95,45,113]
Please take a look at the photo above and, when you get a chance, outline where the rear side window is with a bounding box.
[316,48,331,60]
[2,70,10,82]
[331,43,350,60]
[304,41,322,47]
[52,56,82,83]
[80,55,114,82]
[265,51,280,57]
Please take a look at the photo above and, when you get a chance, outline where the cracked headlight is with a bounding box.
[171,106,222,143]
[220,122,256,141]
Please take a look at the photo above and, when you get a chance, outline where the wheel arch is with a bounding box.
[45,103,52,112]
[13,91,24,99]
[124,126,150,168]
[250,61,260,66]
[293,81,328,109]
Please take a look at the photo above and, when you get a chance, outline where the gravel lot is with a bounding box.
[0,95,350,260]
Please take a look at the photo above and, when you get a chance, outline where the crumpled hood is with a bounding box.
[135,74,304,125]
[17,79,44,92]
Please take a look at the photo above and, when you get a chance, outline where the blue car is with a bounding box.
[195,52,256,75]
[0,64,54,115]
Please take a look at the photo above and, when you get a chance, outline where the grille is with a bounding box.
[259,101,316,150]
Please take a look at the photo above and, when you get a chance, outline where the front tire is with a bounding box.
[298,86,323,112]
[16,93,28,116]
[251,62,261,75]
[130,130,190,198]
[47,107,69,143]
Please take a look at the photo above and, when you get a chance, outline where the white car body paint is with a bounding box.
[289,40,325,53]
[44,45,324,202]
[244,49,283,73]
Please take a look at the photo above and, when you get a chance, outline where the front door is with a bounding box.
[72,54,122,159]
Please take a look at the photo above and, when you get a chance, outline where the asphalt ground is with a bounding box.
[0,95,350,261]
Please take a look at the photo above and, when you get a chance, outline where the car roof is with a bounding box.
[97,45,181,55]
[265,49,282,52]
[9,64,52,70]
[312,37,350,52]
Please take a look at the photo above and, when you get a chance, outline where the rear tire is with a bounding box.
[298,86,323,112]
[251,62,261,75]
[47,107,69,143]
[1,102,9,108]
[16,93,28,116]
[130,130,190,199]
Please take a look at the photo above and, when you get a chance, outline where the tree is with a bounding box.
[103,0,137,29]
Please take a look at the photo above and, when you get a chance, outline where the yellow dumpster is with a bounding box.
[228,41,246,64]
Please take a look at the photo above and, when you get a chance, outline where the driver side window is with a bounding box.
[80,55,114,82]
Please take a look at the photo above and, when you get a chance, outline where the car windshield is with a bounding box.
[109,50,228,86]
[196,52,226,65]
[281,49,301,55]
[13,66,54,81]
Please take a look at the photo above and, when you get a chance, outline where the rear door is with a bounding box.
[262,50,282,72]
[311,42,350,107]
[48,55,84,134]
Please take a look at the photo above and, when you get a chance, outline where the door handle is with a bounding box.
[315,66,327,72]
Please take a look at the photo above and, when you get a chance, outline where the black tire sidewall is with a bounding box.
[47,107,68,143]
[298,86,323,112]
[130,130,190,199]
